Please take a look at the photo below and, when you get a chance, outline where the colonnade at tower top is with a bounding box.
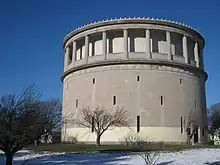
[63,18,205,73]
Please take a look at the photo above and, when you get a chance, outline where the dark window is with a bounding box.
[68,45,73,64]
[137,116,140,133]
[181,117,183,133]
[202,128,205,136]
[76,99,78,108]
[180,78,182,85]
[80,48,83,59]
[160,96,164,106]
[108,38,113,53]
[137,76,140,82]
[113,96,116,105]
[92,117,95,133]
[93,78,95,84]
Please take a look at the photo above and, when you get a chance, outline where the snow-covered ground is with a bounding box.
[0,148,219,165]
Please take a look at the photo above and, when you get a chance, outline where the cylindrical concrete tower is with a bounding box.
[61,17,208,144]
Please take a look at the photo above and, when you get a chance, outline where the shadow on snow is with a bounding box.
[157,161,175,165]
[204,161,220,165]
[0,152,177,165]
[8,152,131,165]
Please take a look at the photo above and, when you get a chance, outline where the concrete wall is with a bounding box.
[63,127,187,143]
[62,64,208,143]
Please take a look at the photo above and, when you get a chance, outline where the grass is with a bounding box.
[27,143,220,153]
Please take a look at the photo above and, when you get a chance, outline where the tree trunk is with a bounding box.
[34,140,38,147]
[187,135,190,144]
[5,153,13,165]
[96,135,101,146]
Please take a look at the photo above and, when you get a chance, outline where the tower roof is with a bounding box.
[63,17,205,48]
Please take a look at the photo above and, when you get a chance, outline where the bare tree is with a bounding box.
[34,99,62,145]
[208,103,220,138]
[0,85,61,165]
[185,110,199,144]
[122,131,160,165]
[76,106,130,146]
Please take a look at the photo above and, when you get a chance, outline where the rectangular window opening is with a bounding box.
[137,115,140,133]
[137,76,140,82]
[202,128,205,136]
[93,78,95,84]
[181,117,183,134]
[76,99,78,108]
[68,46,73,64]
[113,96,116,105]
[160,96,164,106]
[180,78,182,85]
[80,48,83,59]
[68,54,72,64]
[92,117,95,133]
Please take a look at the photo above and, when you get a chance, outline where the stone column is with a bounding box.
[183,35,189,64]
[166,31,172,60]
[72,41,76,64]
[123,29,128,59]
[194,42,199,67]
[102,31,107,60]
[64,46,69,71]
[145,29,151,59]
[84,35,89,64]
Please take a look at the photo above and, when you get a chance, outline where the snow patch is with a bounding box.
[0,148,219,165]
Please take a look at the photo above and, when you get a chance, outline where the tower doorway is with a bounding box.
[193,129,199,143]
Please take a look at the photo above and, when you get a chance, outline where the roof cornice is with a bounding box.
[63,17,205,48]
[61,59,208,82]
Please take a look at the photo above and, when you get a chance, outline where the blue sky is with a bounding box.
[0,0,219,107]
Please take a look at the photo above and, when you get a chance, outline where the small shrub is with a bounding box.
[61,135,79,144]
[120,131,161,165]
